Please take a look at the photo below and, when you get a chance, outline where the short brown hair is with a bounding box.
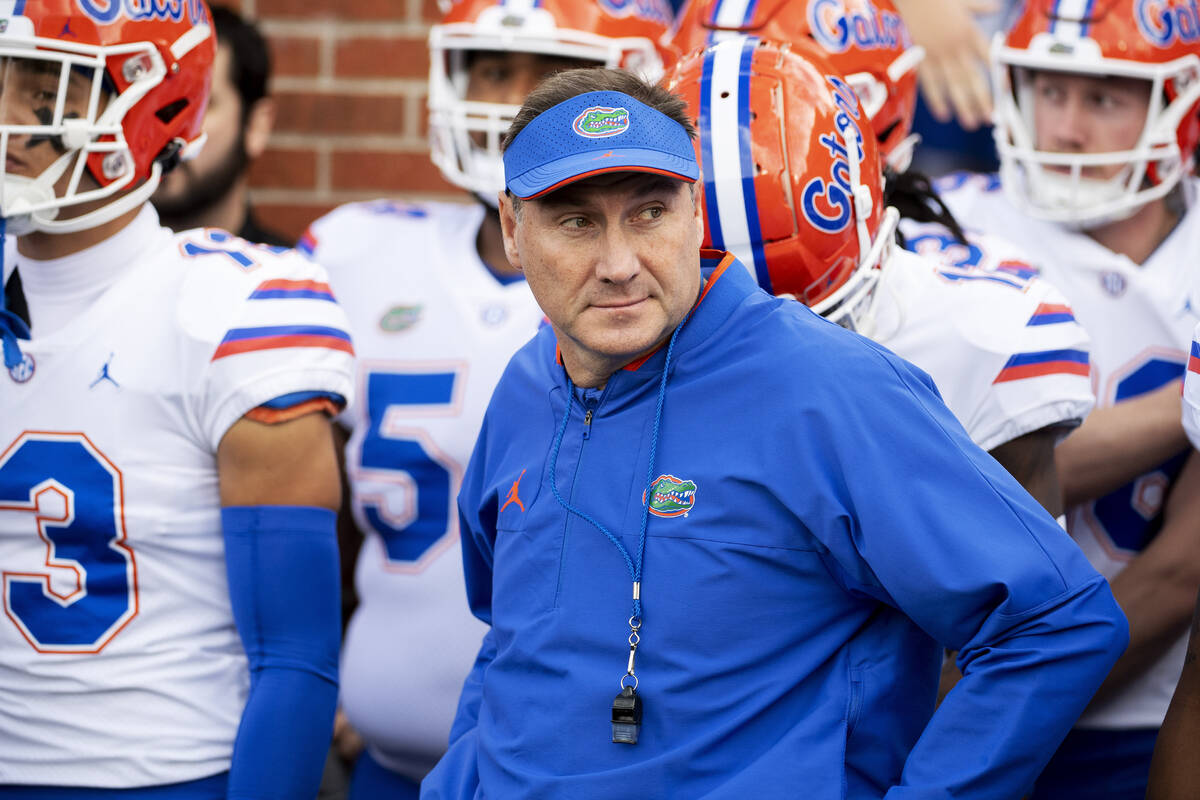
[501,68,697,153]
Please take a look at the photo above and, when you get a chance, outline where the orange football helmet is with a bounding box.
[993,0,1200,226]
[428,0,672,201]
[668,0,923,171]
[0,0,215,234]
[666,35,898,332]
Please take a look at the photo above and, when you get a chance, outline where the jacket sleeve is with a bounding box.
[800,344,1128,799]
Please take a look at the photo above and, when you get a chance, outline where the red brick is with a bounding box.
[335,37,430,79]
[331,150,458,194]
[251,203,338,245]
[248,147,318,190]
[255,0,404,20]
[422,0,442,23]
[269,35,321,78]
[273,91,407,135]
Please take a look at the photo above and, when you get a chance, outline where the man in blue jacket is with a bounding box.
[421,67,1129,800]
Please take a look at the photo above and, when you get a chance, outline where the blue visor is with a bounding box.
[503,90,700,200]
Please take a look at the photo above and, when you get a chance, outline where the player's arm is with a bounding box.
[988,424,1071,518]
[1147,588,1200,800]
[1055,380,1188,507]
[1089,450,1200,703]
[218,410,342,800]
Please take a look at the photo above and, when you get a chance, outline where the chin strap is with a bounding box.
[0,217,32,371]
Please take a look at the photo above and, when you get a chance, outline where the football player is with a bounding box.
[298,1,672,796]
[0,2,353,797]
[666,14,1092,517]
[934,0,1200,795]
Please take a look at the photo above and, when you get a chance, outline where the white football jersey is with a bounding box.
[1186,322,1200,450]
[0,207,355,787]
[940,173,1200,729]
[884,238,1093,452]
[302,200,544,782]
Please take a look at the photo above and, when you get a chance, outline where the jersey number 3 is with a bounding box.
[0,433,137,653]
[356,369,462,568]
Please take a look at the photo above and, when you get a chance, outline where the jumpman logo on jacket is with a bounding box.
[500,469,527,513]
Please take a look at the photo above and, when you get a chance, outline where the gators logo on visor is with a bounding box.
[573,106,630,138]
[644,474,697,518]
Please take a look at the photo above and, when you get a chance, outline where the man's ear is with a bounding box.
[691,181,705,245]
[243,96,277,161]
[498,193,523,270]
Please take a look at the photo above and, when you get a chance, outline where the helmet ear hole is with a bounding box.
[155,98,190,125]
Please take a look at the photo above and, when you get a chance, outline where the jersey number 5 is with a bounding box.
[354,369,463,568]
[0,433,137,653]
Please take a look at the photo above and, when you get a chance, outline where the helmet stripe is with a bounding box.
[705,0,757,46]
[1049,0,1094,41]
[735,38,770,293]
[699,37,767,290]
[698,44,724,251]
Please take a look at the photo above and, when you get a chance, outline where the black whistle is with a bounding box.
[611,685,642,744]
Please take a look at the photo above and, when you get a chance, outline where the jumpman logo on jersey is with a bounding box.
[1180,295,1199,320]
[500,469,527,513]
[90,353,120,390]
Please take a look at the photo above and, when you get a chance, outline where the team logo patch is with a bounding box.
[573,106,631,138]
[1100,271,1127,297]
[8,352,34,383]
[379,304,422,332]
[807,0,911,54]
[1136,0,1200,47]
[481,304,508,326]
[644,474,697,518]
[801,75,867,235]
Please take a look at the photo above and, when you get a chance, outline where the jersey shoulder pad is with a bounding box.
[169,228,344,350]
[892,248,1081,357]
[299,199,480,265]
[903,224,1044,286]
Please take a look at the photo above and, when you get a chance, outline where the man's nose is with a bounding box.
[595,224,640,285]
[500,66,550,106]
[1044,93,1089,152]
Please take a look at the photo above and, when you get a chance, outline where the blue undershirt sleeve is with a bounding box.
[221,506,340,800]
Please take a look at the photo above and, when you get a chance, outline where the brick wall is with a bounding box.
[228,0,467,243]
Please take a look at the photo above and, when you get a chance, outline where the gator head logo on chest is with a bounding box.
[572,106,631,138]
[644,474,697,518]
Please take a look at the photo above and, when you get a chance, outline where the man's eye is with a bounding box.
[474,64,509,84]
[640,206,664,220]
[563,216,588,229]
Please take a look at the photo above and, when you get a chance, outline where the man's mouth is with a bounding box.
[592,297,647,310]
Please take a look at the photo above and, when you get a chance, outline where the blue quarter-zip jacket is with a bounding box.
[423,253,1128,800]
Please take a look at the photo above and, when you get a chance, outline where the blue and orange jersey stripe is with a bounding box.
[296,229,317,256]
[248,279,336,302]
[993,349,1089,384]
[1189,340,1200,375]
[211,324,354,361]
[1026,302,1076,326]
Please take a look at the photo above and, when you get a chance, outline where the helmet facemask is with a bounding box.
[427,5,665,202]
[0,33,167,235]
[992,33,1200,229]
